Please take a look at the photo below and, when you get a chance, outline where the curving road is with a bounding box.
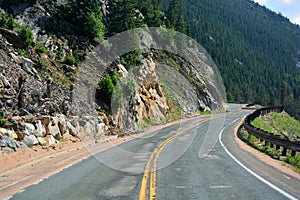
[10,104,300,200]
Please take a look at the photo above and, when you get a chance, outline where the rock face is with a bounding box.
[111,50,224,133]
[112,56,169,132]
[134,56,169,123]
[135,82,168,124]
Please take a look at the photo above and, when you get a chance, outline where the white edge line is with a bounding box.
[218,118,298,200]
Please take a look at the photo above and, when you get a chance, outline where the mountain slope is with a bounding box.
[183,0,300,112]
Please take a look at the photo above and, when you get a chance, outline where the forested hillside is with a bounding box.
[182,0,300,118]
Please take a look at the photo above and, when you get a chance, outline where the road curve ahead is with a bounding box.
[10,104,300,200]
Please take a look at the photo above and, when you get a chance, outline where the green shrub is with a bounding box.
[64,53,76,65]
[0,14,17,29]
[120,50,141,70]
[7,15,17,29]
[97,74,115,106]
[0,110,8,126]
[83,11,105,39]
[17,49,28,58]
[19,27,34,49]
[35,43,47,53]
[62,0,105,39]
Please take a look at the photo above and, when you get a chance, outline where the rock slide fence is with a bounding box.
[243,106,300,157]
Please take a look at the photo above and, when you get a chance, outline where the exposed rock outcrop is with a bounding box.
[112,56,169,132]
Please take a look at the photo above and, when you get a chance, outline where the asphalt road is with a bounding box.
[10,104,300,200]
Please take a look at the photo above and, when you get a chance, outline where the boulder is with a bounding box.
[51,116,59,126]
[0,147,15,154]
[18,141,28,148]
[117,64,128,77]
[22,135,38,147]
[16,131,26,140]
[40,116,51,127]
[0,28,24,49]
[34,120,46,137]
[24,123,36,136]
[7,130,18,140]
[57,114,69,135]
[48,123,61,139]
[11,116,22,121]
[67,121,77,137]
[0,74,11,88]
[2,136,17,151]
[78,119,87,127]
[0,134,7,148]
[5,99,13,107]
[16,131,25,140]
[21,57,35,75]
[0,127,7,135]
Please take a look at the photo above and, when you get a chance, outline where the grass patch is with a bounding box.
[251,111,300,139]
[285,155,300,173]
[56,75,69,86]
[38,57,47,68]
[251,117,278,134]
[136,118,152,130]
[164,91,182,123]
[200,110,212,115]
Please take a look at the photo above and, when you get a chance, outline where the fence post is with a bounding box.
[282,147,287,156]
[260,138,264,143]
[18,76,26,110]
[264,141,268,147]
[70,84,74,102]
[291,150,296,157]
[46,77,52,99]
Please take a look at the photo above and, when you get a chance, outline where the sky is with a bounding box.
[253,0,300,25]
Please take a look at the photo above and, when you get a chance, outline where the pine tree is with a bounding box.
[107,0,144,36]
[138,0,164,27]
[63,0,105,39]
[166,0,187,33]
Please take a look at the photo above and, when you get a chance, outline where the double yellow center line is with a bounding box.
[139,116,221,200]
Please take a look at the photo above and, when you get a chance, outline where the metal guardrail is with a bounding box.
[243,106,300,154]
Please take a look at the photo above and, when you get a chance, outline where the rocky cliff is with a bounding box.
[0,0,225,152]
